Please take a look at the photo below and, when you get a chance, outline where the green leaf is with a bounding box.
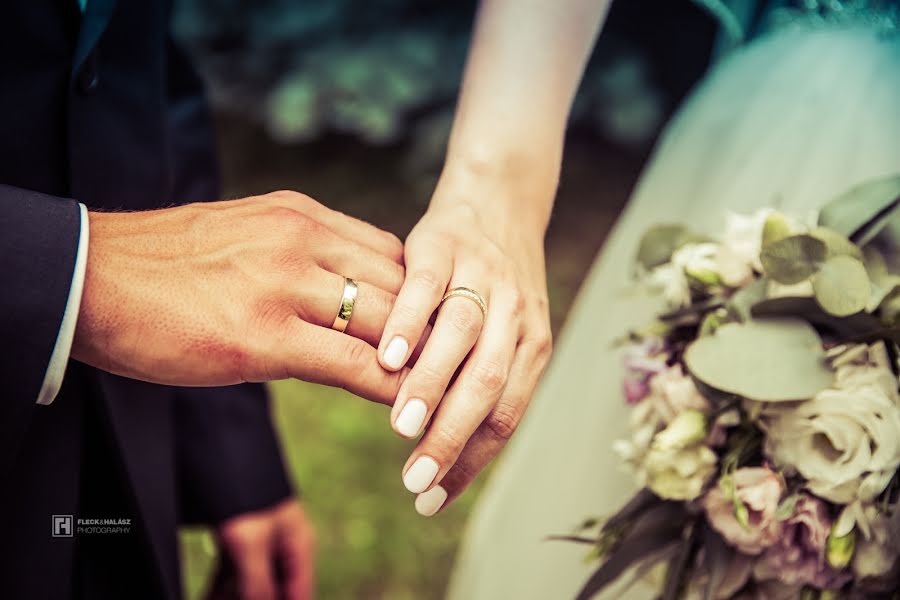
[775,494,800,521]
[684,318,834,402]
[575,502,686,600]
[699,309,732,336]
[545,534,601,545]
[809,226,864,260]
[658,298,726,326]
[728,277,767,322]
[575,538,677,600]
[762,212,794,248]
[603,489,662,533]
[702,526,735,600]
[661,520,699,600]
[750,296,883,340]
[636,224,700,270]
[864,247,900,311]
[818,174,900,246]
[812,255,871,317]
[760,235,827,284]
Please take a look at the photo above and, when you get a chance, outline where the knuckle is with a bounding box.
[429,424,467,458]
[483,401,521,442]
[408,363,446,393]
[267,207,322,236]
[449,458,480,483]
[269,246,314,274]
[533,328,554,359]
[262,205,300,224]
[411,268,444,293]
[220,528,261,555]
[471,360,508,395]
[384,231,405,255]
[392,302,423,328]
[341,337,370,368]
[509,289,526,316]
[446,304,482,337]
[269,189,315,208]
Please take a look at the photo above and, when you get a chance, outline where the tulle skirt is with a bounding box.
[448,22,900,600]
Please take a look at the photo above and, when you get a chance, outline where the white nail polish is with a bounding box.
[383,336,409,370]
[415,486,448,517]
[395,399,427,438]
[403,456,439,494]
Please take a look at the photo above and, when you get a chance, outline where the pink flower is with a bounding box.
[702,467,784,555]
[754,495,852,590]
[648,364,710,420]
[622,339,667,404]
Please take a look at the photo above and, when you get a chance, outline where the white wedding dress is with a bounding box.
[448,2,900,599]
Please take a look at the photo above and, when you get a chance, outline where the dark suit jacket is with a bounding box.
[0,1,292,598]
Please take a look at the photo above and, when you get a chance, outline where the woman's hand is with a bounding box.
[377,174,553,515]
[74,190,408,405]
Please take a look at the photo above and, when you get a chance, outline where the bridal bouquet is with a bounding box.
[569,176,900,600]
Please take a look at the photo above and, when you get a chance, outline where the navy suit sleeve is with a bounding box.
[0,184,81,476]
[175,384,294,524]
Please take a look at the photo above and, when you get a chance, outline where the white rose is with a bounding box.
[641,410,717,500]
[613,369,710,467]
[761,344,900,504]
[853,504,900,579]
[643,442,718,501]
[721,209,789,272]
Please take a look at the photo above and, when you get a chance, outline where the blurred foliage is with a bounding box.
[173,0,667,156]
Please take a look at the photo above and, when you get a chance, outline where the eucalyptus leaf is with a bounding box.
[864,247,900,311]
[762,212,794,248]
[684,318,834,402]
[636,224,694,270]
[728,277,767,322]
[750,296,883,340]
[812,255,871,317]
[818,174,900,245]
[760,235,827,284]
[809,226,864,260]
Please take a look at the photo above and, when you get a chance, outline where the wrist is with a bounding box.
[432,152,557,244]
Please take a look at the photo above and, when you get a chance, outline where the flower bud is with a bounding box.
[653,409,708,450]
[826,524,856,569]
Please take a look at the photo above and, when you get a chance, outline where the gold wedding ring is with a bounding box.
[331,277,359,333]
[439,287,487,320]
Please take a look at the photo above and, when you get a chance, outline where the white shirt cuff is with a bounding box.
[37,203,90,405]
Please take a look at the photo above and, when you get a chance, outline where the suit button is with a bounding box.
[77,51,100,94]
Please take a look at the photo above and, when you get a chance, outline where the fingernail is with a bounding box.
[383,336,409,370]
[415,486,448,517]
[403,456,439,494]
[395,399,427,438]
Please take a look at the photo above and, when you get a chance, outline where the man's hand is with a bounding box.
[210,498,315,600]
[72,191,408,405]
